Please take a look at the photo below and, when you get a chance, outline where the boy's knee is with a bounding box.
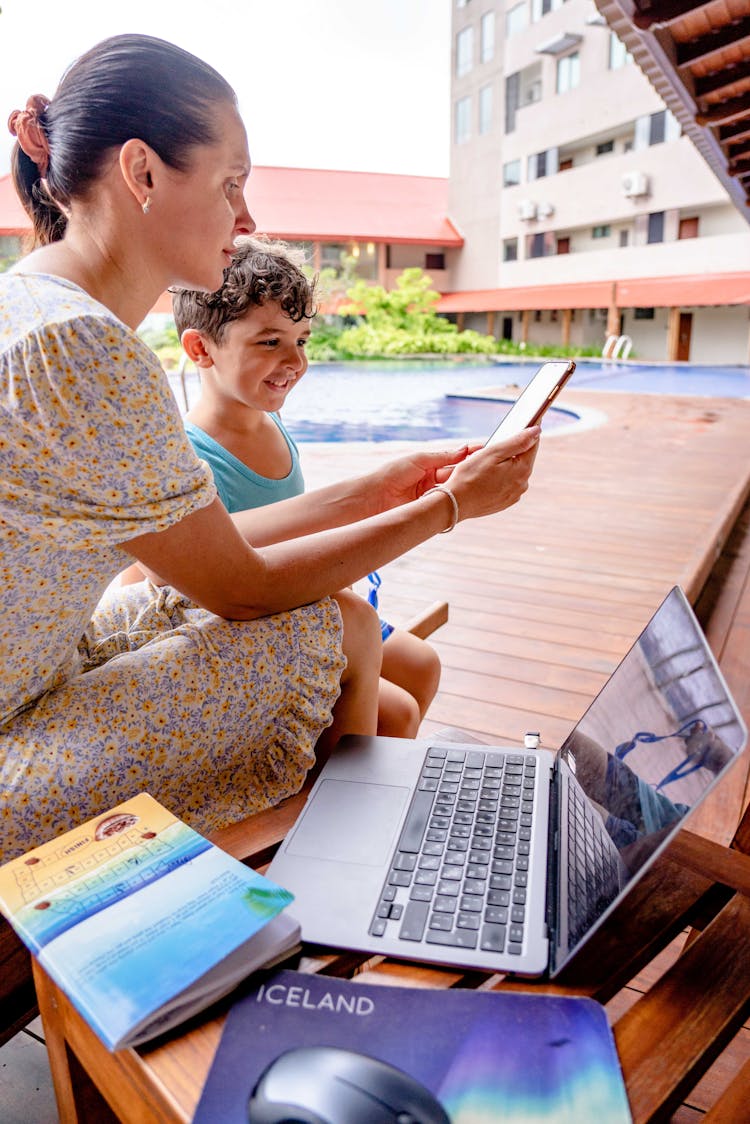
[377,681,421,739]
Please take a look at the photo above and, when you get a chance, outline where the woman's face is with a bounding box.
[151,100,255,292]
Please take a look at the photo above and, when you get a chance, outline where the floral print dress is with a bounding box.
[0,273,343,861]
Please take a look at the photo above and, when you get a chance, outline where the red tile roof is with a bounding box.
[0,167,462,246]
[246,166,462,245]
[0,173,31,234]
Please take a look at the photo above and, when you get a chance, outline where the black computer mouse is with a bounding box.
[247,1044,450,1124]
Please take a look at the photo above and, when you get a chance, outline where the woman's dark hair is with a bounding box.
[173,237,318,343]
[10,34,236,247]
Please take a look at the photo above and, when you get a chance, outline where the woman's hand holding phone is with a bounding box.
[485,360,575,445]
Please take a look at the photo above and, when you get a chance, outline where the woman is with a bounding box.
[1,34,539,861]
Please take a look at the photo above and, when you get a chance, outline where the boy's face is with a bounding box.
[205,300,310,412]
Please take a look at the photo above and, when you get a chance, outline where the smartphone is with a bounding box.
[485,360,576,445]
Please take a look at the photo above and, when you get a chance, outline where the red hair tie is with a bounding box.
[8,95,51,177]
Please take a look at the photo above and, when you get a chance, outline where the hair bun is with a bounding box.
[8,95,51,176]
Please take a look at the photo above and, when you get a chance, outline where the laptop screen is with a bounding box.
[558,586,746,940]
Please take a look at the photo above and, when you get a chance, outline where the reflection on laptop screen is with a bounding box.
[560,587,746,895]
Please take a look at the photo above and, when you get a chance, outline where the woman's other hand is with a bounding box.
[442,426,540,522]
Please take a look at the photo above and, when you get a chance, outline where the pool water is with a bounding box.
[275,359,750,444]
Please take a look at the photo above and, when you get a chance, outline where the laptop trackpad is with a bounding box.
[286,779,410,866]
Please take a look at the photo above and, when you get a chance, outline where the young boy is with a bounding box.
[172,236,441,738]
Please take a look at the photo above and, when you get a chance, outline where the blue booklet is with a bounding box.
[195,968,632,1123]
[0,793,300,1050]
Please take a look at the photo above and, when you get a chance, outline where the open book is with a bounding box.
[0,793,300,1050]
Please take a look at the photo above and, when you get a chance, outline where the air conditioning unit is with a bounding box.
[622,171,649,198]
[518,199,538,221]
[537,201,555,219]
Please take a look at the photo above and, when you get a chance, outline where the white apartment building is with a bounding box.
[439,0,750,363]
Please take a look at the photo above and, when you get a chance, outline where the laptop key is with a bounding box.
[429,914,453,931]
[425,928,478,949]
[397,788,435,853]
[480,922,506,952]
[388,870,411,887]
[399,900,429,941]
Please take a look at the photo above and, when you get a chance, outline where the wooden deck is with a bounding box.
[304,387,749,764]
[302,386,750,1120]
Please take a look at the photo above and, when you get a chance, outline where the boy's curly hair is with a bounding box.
[172,235,317,343]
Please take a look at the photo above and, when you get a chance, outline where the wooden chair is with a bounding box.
[0,599,449,1048]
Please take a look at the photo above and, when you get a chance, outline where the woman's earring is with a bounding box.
[142,197,151,215]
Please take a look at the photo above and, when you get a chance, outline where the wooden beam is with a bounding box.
[606,283,619,339]
[696,93,750,128]
[677,19,750,71]
[562,307,572,348]
[695,61,750,101]
[728,157,750,177]
[667,305,681,361]
[631,0,706,30]
[719,120,750,146]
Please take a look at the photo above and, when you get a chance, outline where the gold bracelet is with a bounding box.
[424,484,459,533]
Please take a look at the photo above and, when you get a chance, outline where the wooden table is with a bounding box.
[33,792,750,1124]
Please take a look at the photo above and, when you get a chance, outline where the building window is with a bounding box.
[503,239,519,262]
[319,243,348,271]
[556,237,570,254]
[531,0,563,21]
[649,111,666,145]
[505,72,520,134]
[647,211,665,243]
[635,109,682,149]
[506,2,527,37]
[503,159,521,186]
[634,307,655,319]
[425,252,446,270]
[456,26,474,77]
[592,225,611,238]
[479,84,493,134]
[596,140,614,156]
[454,96,471,144]
[480,11,495,61]
[556,52,580,94]
[528,232,546,258]
[559,157,574,171]
[527,148,558,180]
[679,216,699,239]
[609,31,631,69]
[619,230,629,247]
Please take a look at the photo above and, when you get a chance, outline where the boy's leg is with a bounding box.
[314,589,382,762]
[381,630,441,721]
[377,676,421,739]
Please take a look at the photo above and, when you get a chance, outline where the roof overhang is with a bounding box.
[595,0,750,220]
[437,272,750,313]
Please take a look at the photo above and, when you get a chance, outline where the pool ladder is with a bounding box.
[602,334,633,360]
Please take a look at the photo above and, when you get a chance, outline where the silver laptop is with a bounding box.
[268,587,747,977]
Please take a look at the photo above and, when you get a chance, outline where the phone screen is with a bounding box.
[484,360,576,446]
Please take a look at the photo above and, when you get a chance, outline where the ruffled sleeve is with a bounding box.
[0,312,216,546]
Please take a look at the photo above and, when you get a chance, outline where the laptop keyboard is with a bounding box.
[369,746,537,957]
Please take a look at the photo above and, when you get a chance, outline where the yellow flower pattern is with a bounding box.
[0,274,344,860]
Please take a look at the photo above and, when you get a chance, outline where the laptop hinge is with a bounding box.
[545,755,561,974]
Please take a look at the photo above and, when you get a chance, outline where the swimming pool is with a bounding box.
[276,359,750,444]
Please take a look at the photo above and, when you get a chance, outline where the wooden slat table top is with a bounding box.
[31,387,750,1123]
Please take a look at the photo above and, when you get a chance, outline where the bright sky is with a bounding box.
[0,0,452,180]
